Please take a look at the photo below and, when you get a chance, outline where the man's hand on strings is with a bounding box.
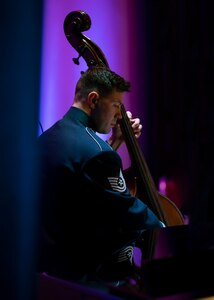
[126,111,142,139]
[108,111,142,150]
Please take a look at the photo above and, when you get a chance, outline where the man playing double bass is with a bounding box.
[37,66,164,288]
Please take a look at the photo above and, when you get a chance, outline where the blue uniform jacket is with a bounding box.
[37,107,162,280]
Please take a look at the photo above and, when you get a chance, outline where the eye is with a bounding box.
[113,102,122,109]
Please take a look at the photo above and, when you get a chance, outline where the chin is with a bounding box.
[100,127,111,134]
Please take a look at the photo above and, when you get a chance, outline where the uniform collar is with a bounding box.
[63,106,96,130]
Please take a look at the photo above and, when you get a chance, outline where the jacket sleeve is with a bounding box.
[81,150,164,233]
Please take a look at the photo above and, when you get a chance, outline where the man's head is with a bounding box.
[73,67,131,134]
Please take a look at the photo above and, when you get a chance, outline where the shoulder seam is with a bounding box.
[85,127,113,151]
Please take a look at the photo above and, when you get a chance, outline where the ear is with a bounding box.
[87,91,99,109]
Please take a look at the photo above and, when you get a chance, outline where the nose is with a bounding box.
[117,107,122,119]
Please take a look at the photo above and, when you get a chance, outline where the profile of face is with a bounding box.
[91,90,124,134]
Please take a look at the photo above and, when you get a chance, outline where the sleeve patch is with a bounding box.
[108,169,126,192]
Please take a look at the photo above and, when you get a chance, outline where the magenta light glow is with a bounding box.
[39,0,142,168]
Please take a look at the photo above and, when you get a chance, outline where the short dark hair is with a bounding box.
[75,66,131,99]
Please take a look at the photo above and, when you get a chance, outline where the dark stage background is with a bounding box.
[135,0,214,225]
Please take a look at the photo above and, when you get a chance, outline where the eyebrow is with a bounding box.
[112,98,122,103]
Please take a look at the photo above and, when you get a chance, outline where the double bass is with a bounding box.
[63,10,185,259]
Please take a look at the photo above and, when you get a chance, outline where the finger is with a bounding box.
[126,111,132,119]
[133,124,143,139]
[131,118,141,128]
[135,131,142,138]
[137,124,143,131]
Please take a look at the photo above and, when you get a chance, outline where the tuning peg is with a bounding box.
[72,53,81,65]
